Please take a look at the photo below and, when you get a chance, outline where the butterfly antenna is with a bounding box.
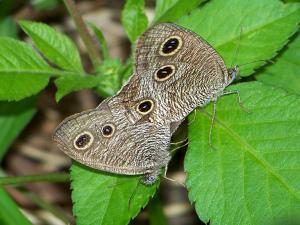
[238,59,274,68]
[230,26,243,68]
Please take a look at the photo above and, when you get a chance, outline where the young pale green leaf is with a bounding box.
[177,0,300,76]
[256,33,300,94]
[0,97,36,161]
[185,82,300,225]
[0,37,54,101]
[88,23,110,60]
[0,17,17,38]
[71,163,158,225]
[19,20,83,72]
[154,0,204,23]
[121,0,148,43]
[0,188,33,225]
[54,75,99,102]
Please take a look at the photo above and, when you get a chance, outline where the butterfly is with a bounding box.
[53,23,238,185]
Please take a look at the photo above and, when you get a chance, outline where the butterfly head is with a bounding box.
[227,65,240,85]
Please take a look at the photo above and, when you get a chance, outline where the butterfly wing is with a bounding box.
[122,23,232,123]
[53,98,171,176]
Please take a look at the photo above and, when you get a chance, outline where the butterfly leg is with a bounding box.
[221,90,251,113]
[170,140,189,154]
[162,165,185,187]
[208,100,217,151]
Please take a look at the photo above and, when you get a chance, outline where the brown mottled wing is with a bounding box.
[135,23,228,88]
[120,23,230,123]
[53,99,171,176]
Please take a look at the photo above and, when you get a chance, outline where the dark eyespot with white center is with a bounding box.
[73,131,94,150]
[137,99,154,115]
[159,36,182,56]
[101,124,115,138]
[154,65,175,81]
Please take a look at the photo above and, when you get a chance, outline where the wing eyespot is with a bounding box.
[73,131,94,150]
[154,65,176,81]
[159,36,182,56]
[101,124,116,138]
[136,99,154,115]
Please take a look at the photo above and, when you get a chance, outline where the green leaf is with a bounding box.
[0,188,33,225]
[71,163,158,225]
[154,0,204,23]
[256,33,300,94]
[0,97,36,161]
[148,196,168,225]
[19,20,83,72]
[95,59,124,97]
[0,17,17,38]
[177,0,300,76]
[54,75,99,102]
[88,23,110,60]
[122,0,148,43]
[186,81,300,225]
[0,37,54,101]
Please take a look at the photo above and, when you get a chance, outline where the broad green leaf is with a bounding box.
[95,59,124,97]
[20,20,83,72]
[71,163,158,225]
[88,23,110,60]
[121,0,148,43]
[0,97,36,161]
[154,0,204,23]
[256,33,300,94]
[0,17,17,38]
[0,37,54,101]
[0,188,33,225]
[54,75,99,102]
[186,81,300,225]
[177,0,300,76]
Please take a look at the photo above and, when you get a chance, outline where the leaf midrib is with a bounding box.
[24,28,82,72]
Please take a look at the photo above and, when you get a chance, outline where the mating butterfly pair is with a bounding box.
[53,23,238,185]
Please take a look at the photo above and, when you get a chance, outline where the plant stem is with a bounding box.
[63,0,102,69]
[0,172,70,186]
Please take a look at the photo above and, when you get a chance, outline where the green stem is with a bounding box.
[0,172,70,186]
[63,0,102,69]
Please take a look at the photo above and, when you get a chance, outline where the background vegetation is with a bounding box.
[0,0,299,225]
